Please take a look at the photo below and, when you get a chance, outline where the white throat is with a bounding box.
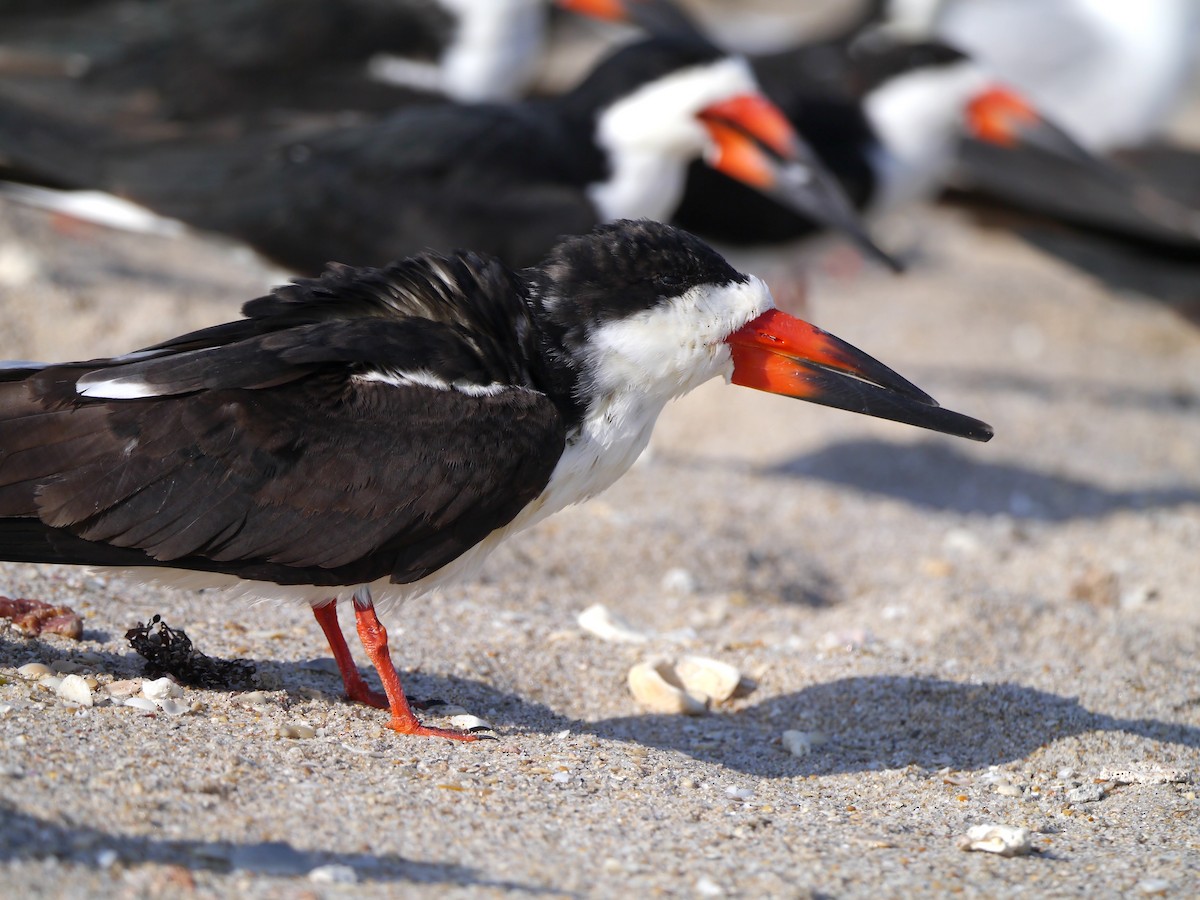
[534,275,774,517]
[587,56,760,223]
[863,60,990,210]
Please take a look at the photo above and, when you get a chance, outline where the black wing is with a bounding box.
[0,258,566,587]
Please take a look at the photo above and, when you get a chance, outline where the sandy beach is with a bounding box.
[2,98,1200,897]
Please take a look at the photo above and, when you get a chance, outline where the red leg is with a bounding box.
[352,593,476,742]
[311,600,388,709]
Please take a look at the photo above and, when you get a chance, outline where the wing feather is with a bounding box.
[0,252,565,586]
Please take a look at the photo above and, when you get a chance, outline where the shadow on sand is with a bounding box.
[760,438,1200,521]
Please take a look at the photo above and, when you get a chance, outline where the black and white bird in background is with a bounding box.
[0,15,896,275]
[0,220,991,740]
[577,0,1200,306]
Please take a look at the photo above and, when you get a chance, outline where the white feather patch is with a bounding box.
[0,183,187,237]
[588,56,761,223]
[76,376,161,400]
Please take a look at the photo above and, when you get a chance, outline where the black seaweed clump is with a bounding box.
[125,614,256,689]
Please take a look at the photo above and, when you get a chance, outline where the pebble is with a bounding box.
[142,677,182,701]
[696,876,723,897]
[627,660,707,715]
[56,674,94,707]
[278,723,316,739]
[1137,879,1171,896]
[1066,783,1106,804]
[993,782,1024,798]
[309,864,358,884]
[943,528,982,555]
[577,603,649,643]
[725,786,754,800]
[236,691,275,707]
[124,697,158,713]
[958,824,1034,857]
[660,567,697,594]
[17,663,51,679]
[781,730,826,758]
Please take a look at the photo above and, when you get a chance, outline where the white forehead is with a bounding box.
[596,56,760,150]
[583,274,775,400]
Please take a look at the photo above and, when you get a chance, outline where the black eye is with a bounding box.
[653,273,686,289]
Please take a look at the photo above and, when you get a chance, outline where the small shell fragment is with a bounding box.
[448,714,493,732]
[1065,783,1106,804]
[56,674,94,707]
[577,603,649,644]
[309,864,358,884]
[628,660,707,715]
[125,697,158,713]
[958,824,1034,857]
[156,698,191,716]
[674,655,743,703]
[781,730,826,758]
[103,679,143,700]
[142,677,182,701]
[236,691,274,707]
[279,723,316,739]
[423,702,470,717]
[17,663,52,679]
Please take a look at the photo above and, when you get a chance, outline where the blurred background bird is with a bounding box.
[0,0,900,277]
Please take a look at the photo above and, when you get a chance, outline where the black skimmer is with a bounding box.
[577,2,1191,271]
[0,219,992,740]
[0,30,894,273]
[878,0,1199,153]
[562,2,1027,252]
[0,0,547,129]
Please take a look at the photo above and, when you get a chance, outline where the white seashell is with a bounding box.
[674,655,743,703]
[103,679,142,699]
[56,674,94,707]
[37,675,63,692]
[958,824,1034,857]
[577,603,649,643]
[627,660,707,716]
[141,677,182,700]
[124,697,158,713]
[155,698,190,716]
[17,663,52,679]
